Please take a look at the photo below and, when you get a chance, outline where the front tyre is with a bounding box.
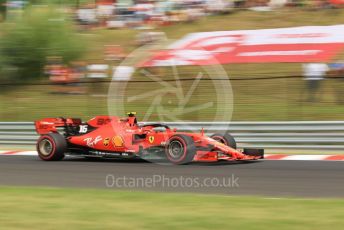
[37,133,67,161]
[165,135,196,165]
[211,133,237,149]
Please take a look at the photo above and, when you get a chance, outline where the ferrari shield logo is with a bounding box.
[148,136,154,143]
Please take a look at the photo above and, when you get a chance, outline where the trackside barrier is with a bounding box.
[1,121,344,149]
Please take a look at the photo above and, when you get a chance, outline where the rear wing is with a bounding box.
[35,118,81,135]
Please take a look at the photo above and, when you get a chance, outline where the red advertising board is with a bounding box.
[142,25,344,66]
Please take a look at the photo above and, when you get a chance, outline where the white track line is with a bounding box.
[264,154,344,161]
[281,155,331,161]
[0,151,37,156]
[16,151,37,156]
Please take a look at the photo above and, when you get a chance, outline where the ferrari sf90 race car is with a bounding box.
[35,113,264,164]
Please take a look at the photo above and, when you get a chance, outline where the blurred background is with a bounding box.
[1,3,344,228]
[1,0,344,122]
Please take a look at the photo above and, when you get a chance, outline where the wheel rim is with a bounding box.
[168,140,184,159]
[39,139,53,156]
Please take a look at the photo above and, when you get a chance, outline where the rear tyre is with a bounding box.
[211,133,237,149]
[165,135,196,165]
[37,133,67,161]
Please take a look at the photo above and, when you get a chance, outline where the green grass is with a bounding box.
[0,187,343,230]
[2,8,344,121]
[1,76,344,121]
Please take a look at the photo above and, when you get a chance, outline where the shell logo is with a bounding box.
[112,136,124,147]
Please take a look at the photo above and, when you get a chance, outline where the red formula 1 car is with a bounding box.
[34,113,264,164]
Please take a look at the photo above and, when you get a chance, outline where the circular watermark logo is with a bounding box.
[107,37,233,164]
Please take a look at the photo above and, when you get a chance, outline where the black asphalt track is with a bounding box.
[0,155,343,197]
